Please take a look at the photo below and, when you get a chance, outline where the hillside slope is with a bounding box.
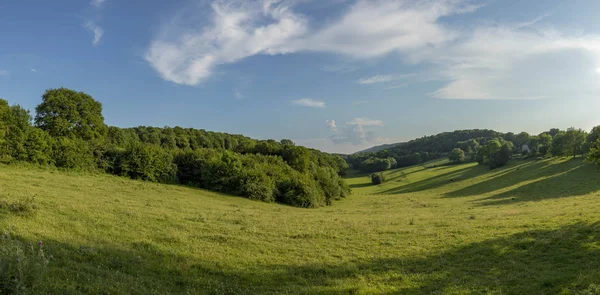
[1,159,600,294]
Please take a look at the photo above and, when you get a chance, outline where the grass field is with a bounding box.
[1,158,600,294]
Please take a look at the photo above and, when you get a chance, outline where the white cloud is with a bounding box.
[325,120,337,131]
[90,0,105,8]
[145,0,600,101]
[425,26,600,99]
[329,117,384,145]
[596,67,600,74]
[0,70,8,76]
[234,91,243,99]
[146,0,475,85]
[356,75,394,84]
[85,21,104,46]
[291,98,326,108]
[356,73,414,84]
[348,117,383,127]
[30,68,37,73]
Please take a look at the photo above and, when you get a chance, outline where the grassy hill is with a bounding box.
[1,158,600,294]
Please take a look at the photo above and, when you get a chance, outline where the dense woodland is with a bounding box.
[0,88,350,208]
[349,127,600,172]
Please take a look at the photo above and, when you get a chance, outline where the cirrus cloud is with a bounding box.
[145,0,600,101]
[145,0,476,85]
[291,98,326,108]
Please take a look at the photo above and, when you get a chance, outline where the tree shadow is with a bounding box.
[444,159,562,198]
[478,162,600,206]
[378,165,485,195]
[348,182,372,189]
[7,222,600,294]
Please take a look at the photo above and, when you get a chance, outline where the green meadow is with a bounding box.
[2,157,600,294]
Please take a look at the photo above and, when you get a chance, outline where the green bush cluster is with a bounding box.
[0,88,350,208]
[371,173,385,185]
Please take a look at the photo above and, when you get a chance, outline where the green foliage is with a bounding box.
[276,174,325,208]
[52,137,97,170]
[21,128,54,165]
[448,148,465,164]
[552,128,587,158]
[35,88,107,140]
[359,157,396,173]
[371,172,385,185]
[587,139,600,169]
[112,143,177,183]
[476,138,513,169]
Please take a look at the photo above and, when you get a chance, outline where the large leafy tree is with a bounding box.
[35,88,107,140]
[448,148,465,164]
[565,128,587,159]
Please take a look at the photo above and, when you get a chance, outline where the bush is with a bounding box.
[276,174,325,208]
[371,173,385,185]
[112,143,177,183]
[0,235,49,294]
[52,137,96,170]
[0,196,38,216]
[448,148,465,164]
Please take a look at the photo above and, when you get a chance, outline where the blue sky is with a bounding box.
[1,0,600,153]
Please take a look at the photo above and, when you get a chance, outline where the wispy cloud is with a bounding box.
[356,75,395,84]
[145,0,475,85]
[84,0,105,46]
[356,73,414,85]
[348,118,383,127]
[30,68,37,73]
[0,70,8,76]
[234,91,243,100]
[85,22,104,46]
[90,0,105,8]
[328,117,385,145]
[326,120,337,132]
[291,98,326,108]
[145,0,600,101]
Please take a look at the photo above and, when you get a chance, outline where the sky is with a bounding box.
[1,0,600,154]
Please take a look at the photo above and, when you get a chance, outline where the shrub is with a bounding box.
[52,137,96,170]
[276,174,325,208]
[0,196,38,216]
[113,143,177,183]
[448,148,465,164]
[371,173,385,185]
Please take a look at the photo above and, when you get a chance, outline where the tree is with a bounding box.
[587,139,600,169]
[537,133,552,156]
[515,132,530,149]
[448,148,465,164]
[35,88,107,140]
[565,128,587,159]
[585,126,600,153]
[371,173,385,185]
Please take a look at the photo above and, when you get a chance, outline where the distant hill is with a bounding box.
[355,143,402,154]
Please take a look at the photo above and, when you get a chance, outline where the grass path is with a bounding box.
[1,158,600,294]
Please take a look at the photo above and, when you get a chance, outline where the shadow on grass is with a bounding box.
[378,164,486,195]
[348,182,372,189]
[443,160,554,198]
[444,159,599,206]
[478,161,600,206]
[20,222,600,294]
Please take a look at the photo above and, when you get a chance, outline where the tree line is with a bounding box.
[349,128,600,172]
[0,88,350,208]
